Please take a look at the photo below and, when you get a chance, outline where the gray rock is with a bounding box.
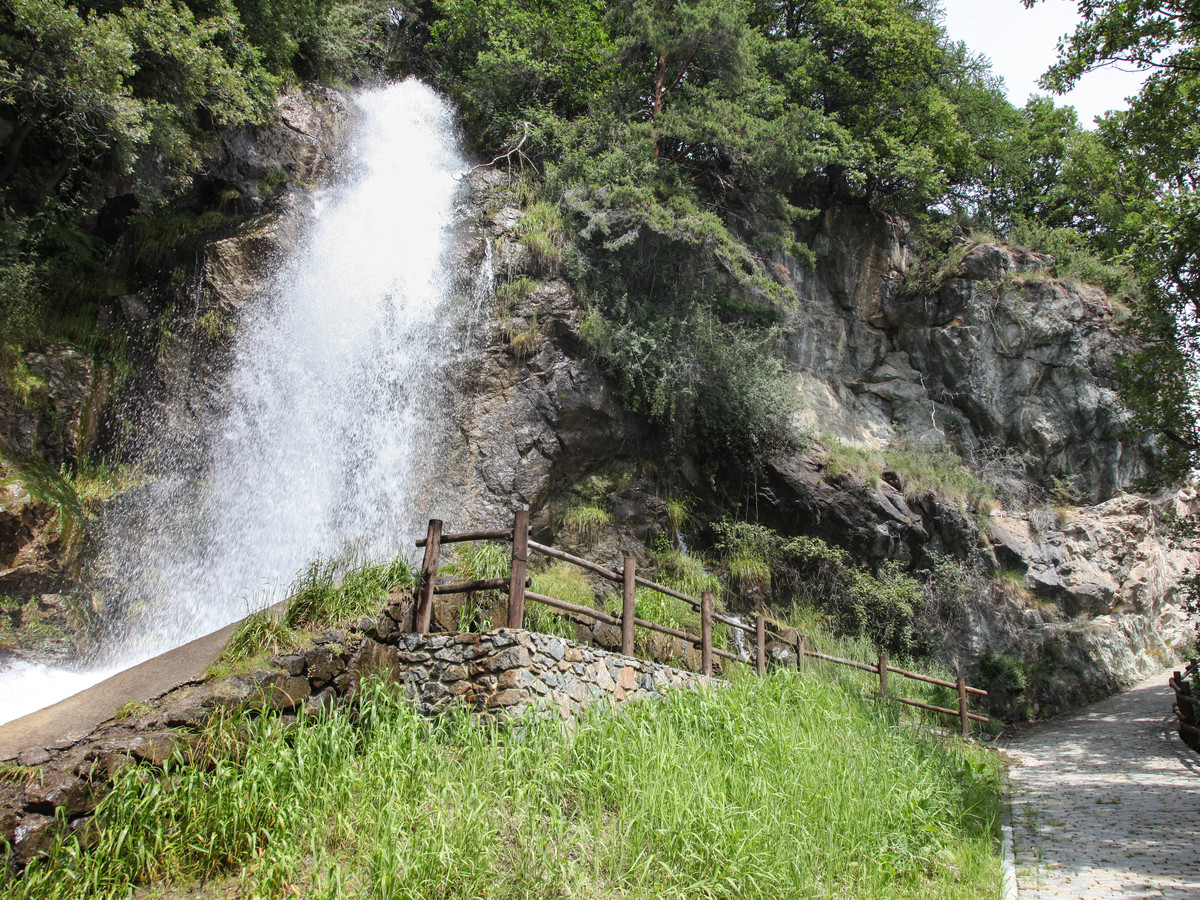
[236,672,312,712]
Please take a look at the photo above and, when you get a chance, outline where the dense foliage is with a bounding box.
[3,0,1198,476]
[0,0,406,357]
[428,0,1039,465]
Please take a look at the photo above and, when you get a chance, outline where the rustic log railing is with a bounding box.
[414,509,989,735]
[1169,660,1200,752]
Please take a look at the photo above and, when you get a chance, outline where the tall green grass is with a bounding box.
[9,671,1001,899]
[284,555,415,631]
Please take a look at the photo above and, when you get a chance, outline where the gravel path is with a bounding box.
[1004,671,1200,898]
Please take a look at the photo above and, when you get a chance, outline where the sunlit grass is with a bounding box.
[10,670,1002,900]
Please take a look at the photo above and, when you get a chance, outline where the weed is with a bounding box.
[66,455,151,507]
[517,201,567,275]
[0,452,88,547]
[820,436,994,511]
[194,309,232,342]
[2,360,48,407]
[284,555,414,631]
[979,648,1027,692]
[504,313,545,360]
[0,764,41,786]
[994,569,1032,604]
[494,275,539,314]
[113,701,152,721]
[663,494,692,541]
[561,502,611,544]
[655,549,720,601]
[528,562,594,638]
[217,609,298,666]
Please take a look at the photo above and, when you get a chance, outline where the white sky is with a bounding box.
[939,0,1149,126]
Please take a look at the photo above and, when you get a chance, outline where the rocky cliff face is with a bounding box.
[2,91,1191,718]
[440,172,1192,716]
[786,205,1145,503]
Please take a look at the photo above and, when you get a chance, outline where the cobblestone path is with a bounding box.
[1004,671,1200,898]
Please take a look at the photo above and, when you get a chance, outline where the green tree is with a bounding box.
[1025,1,1200,481]
[431,0,614,150]
[0,0,281,351]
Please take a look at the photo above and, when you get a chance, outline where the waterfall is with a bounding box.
[0,80,473,725]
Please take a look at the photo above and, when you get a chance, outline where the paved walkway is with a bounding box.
[1004,671,1200,898]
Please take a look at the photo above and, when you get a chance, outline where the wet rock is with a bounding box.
[0,805,18,843]
[23,773,93,817]
[12,812,55,864]
[236,672,312,712]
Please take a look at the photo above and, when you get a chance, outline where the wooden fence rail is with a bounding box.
[1169,661,1200,752]
[413,509,989,735]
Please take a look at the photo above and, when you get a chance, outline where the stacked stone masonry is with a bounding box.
[0,610,704,872]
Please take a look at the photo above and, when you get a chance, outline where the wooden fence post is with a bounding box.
[507,508,529,629]
[700,591,713,677]
[796,634,805,670]
[957,676,970,738]
[755,614,766,676]
[878,652,888,699]
[415,519,442,634]
[621,556,636,656]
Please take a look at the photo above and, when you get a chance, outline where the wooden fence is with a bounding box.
[1169,660,1200,752]
[414,509,989,736]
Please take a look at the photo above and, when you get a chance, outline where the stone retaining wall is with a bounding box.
[371,629,705,720]
[1,609,704,871]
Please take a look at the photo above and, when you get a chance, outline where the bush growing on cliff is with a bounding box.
[713,520,931,658]
[583,304,797,465]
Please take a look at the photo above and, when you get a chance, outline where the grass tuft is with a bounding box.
[528,562,595,638]
[561,502,611,544]
[444,542,510,631]
[217,609,298,666]
[284,555,414,631]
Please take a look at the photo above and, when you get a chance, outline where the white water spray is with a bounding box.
[0,80,473,724]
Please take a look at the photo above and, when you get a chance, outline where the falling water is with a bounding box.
[0,80,474,724]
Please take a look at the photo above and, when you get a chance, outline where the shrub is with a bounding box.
[980,648,1027,693]
[821,436,994,512]
[584,304,797,466]
[1009,219,1138,298]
